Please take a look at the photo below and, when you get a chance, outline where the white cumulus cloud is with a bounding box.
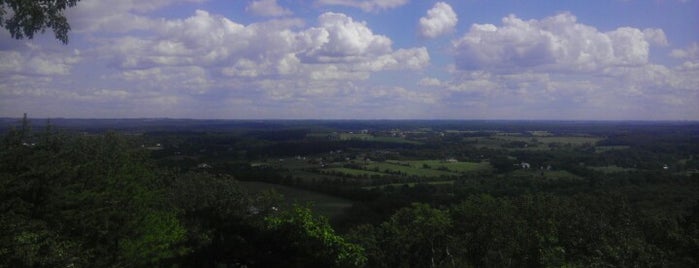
[88,9,428,102]
[418,2,458,38]
[316,0,408,12]
[299,12,393,62]
[452,13,667,72]
[671,42,699,60]
[246,0,292,17]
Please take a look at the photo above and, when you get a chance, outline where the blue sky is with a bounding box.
[1,0,697,120]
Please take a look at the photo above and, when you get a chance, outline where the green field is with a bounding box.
[363,180,455,189]
[365,162,457,177]
[392,160,491,173]
[495,135,601,145]
[465,135,601,151]
[590,165,637,173]
[239,181,353,218]
[595,145,631,153]
[338,133,373,140]
[323,167,388,177]
[509,169,584,181]
[528,130,553,136]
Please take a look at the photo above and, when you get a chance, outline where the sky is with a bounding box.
[0,0,698,120]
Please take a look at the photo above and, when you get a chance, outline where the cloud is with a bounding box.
[418,2,458,38]
[0,44,81,76]
[418,77,440,86]
[300,12,393,62]
[440,13,697,119]
[452,13,667,72]
[671,42,699,60]
[316,0,408,12]
[65,0,205,33]
[3,2,695,120]
[96,10,427,79]
[642,28,668,46]
[75,9,430,115]
[246,0,292,17]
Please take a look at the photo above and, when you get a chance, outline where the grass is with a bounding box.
[239,181,353,219]
[509,169,584,181]
[590,165,637,173]
[323,167,388,177]
[495,135,601,145]
[306,132,419,144]
[338,133,373,140]
[396,160,491,173]
[371,136,422,144]
[595,145,631,153]
[363,180,455,189]
[465,135,602,151]
[528,131,553,136]
[365,162,457,178]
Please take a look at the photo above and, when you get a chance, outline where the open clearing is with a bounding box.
[362,180,455,189]
[323,167,388,177]
[239,181,353,218]
[365,162,457,177]
[590,165,637,173]
[388,160,491,173]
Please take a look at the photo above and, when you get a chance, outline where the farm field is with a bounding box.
[508,169,584,181]
[362,180,455,189]
[364,161,457,178]
[595,145,631,153]
[464,135,602,151]
[590,165,637,173]
[239,181,353,218]
[322,167,388,177]
[387,160,491,173]
[493,135,601,145]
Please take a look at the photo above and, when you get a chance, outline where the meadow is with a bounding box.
[239,181,353,218]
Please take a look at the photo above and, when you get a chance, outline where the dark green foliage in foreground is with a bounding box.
[0,120,185,267]
[349,203,453,268]
[348,193,699,267]
[263,205,367,267]
[0,119,367,267]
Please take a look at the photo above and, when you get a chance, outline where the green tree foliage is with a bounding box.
[167,171,272,266]
[349,203,453,268]
[449,194,564,267]
[264,205,367,267]
[0,0,80,44]
[0,121,185,267]
[350,194,698,267]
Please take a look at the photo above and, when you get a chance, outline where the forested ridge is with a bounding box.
[1,118,698,267]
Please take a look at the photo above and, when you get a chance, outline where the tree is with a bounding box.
[263,205,367,267]
[0,125,186,267]
[349,203,454,268]
[0,0,80,44]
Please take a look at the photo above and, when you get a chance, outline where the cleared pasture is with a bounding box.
[590,165,637,173]
[323,167,388,177]
[365,162,457,178]
[388,160,491,173]
[362,180,455,189]
[239,181,353,218]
